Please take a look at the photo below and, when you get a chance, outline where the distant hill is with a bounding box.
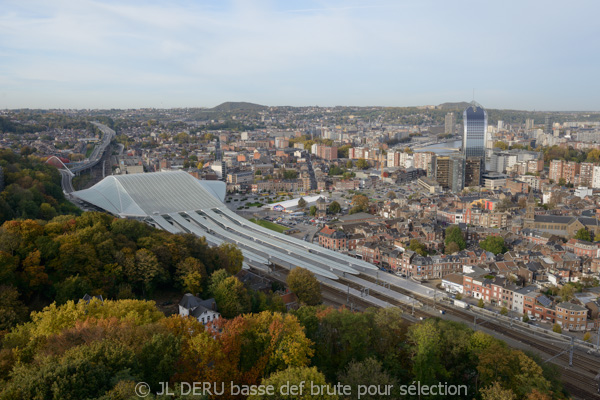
[211,102,267,112]
[437,102,471,110]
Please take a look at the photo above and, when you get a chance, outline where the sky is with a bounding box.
[1,0,599,110]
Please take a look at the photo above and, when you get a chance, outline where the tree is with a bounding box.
[356,158,368,170]
[309,206,317,216]
[55,275,92,305]
[212,276,250,318]
[558,178,566,186]
[297,197,307,209]
[408,239,427,256]
[216,243,244,275]
[559,284,574,302]
[345,160,353,169]
[0,285,28,330]
[338,357,397,400]
[478,298,485,308]
[445,242,460,254]
[128,248,160,296]
[500,306,508,316]
[493,141,509,151]
[250,366,336,400]
[595,232,600,242]
[552,323,562,334]
[584,332,591,342]
[480,381,516,400]
[287,267,322,306]
[386,191,396,200]
[479,236,507,255]
[350,194,369,214]
[523,314,529,322]
[445,225,466,251]
[574,228,591,242]
[176,257,206,294]
[328,201,341,214]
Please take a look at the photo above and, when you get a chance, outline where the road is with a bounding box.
[59,122,115,193]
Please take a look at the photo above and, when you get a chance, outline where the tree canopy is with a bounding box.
[479,236,507,255]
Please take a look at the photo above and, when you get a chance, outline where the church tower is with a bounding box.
[524,190,536,229]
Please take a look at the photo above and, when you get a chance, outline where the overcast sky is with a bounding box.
[1,0,599,110]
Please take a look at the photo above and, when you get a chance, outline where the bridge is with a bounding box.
[47,122,115,194]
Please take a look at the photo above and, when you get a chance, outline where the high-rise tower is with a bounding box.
[463,102,487,159]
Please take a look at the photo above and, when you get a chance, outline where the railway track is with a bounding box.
[253,267,600,398]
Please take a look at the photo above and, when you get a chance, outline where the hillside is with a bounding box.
[437,101,471,110]
[211,101,267,112]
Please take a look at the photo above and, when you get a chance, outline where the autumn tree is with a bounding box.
[350,194,369,214]
[559,284,575,302]
[250,366,336,400]
[176,257,206,294]
[387,191,396,200]
[287,267,322,306]
[445,241,460,254]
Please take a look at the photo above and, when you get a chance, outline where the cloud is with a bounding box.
[0,0,599,109]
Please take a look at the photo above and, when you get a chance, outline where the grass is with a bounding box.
[249,218,289,233]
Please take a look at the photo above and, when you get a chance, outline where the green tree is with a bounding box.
[338,358,397,400]
[574,228,591,241]
[408,239,427,256]
[297,197,307,209]
[386,191,396,200]
[212,276,250,318]
[328,201,341,214]
[500,306,508,316]
[287,267,322,306]
[0,285,28,330]
[55,275,92,305]
[584,332,591,342]
[552,323,562,334]
[445,225,466,251]
[478,298,485,308]
[345,160,353,169]
[356,158,368,170]
[479,236,507,255]
[309,205,317,216]
[523,314,529,322]
[216,243,244,275]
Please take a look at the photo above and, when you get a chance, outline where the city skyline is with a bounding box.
[2,0,600,110]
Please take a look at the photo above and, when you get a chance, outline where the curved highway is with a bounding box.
[60,122,115,193]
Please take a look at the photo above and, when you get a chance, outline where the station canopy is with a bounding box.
[72,171,226,217]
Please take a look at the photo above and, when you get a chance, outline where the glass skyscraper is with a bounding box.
[463,102,487,159]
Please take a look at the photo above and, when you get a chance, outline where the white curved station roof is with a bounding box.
[72,170,377,280]
[72,171,225,217]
